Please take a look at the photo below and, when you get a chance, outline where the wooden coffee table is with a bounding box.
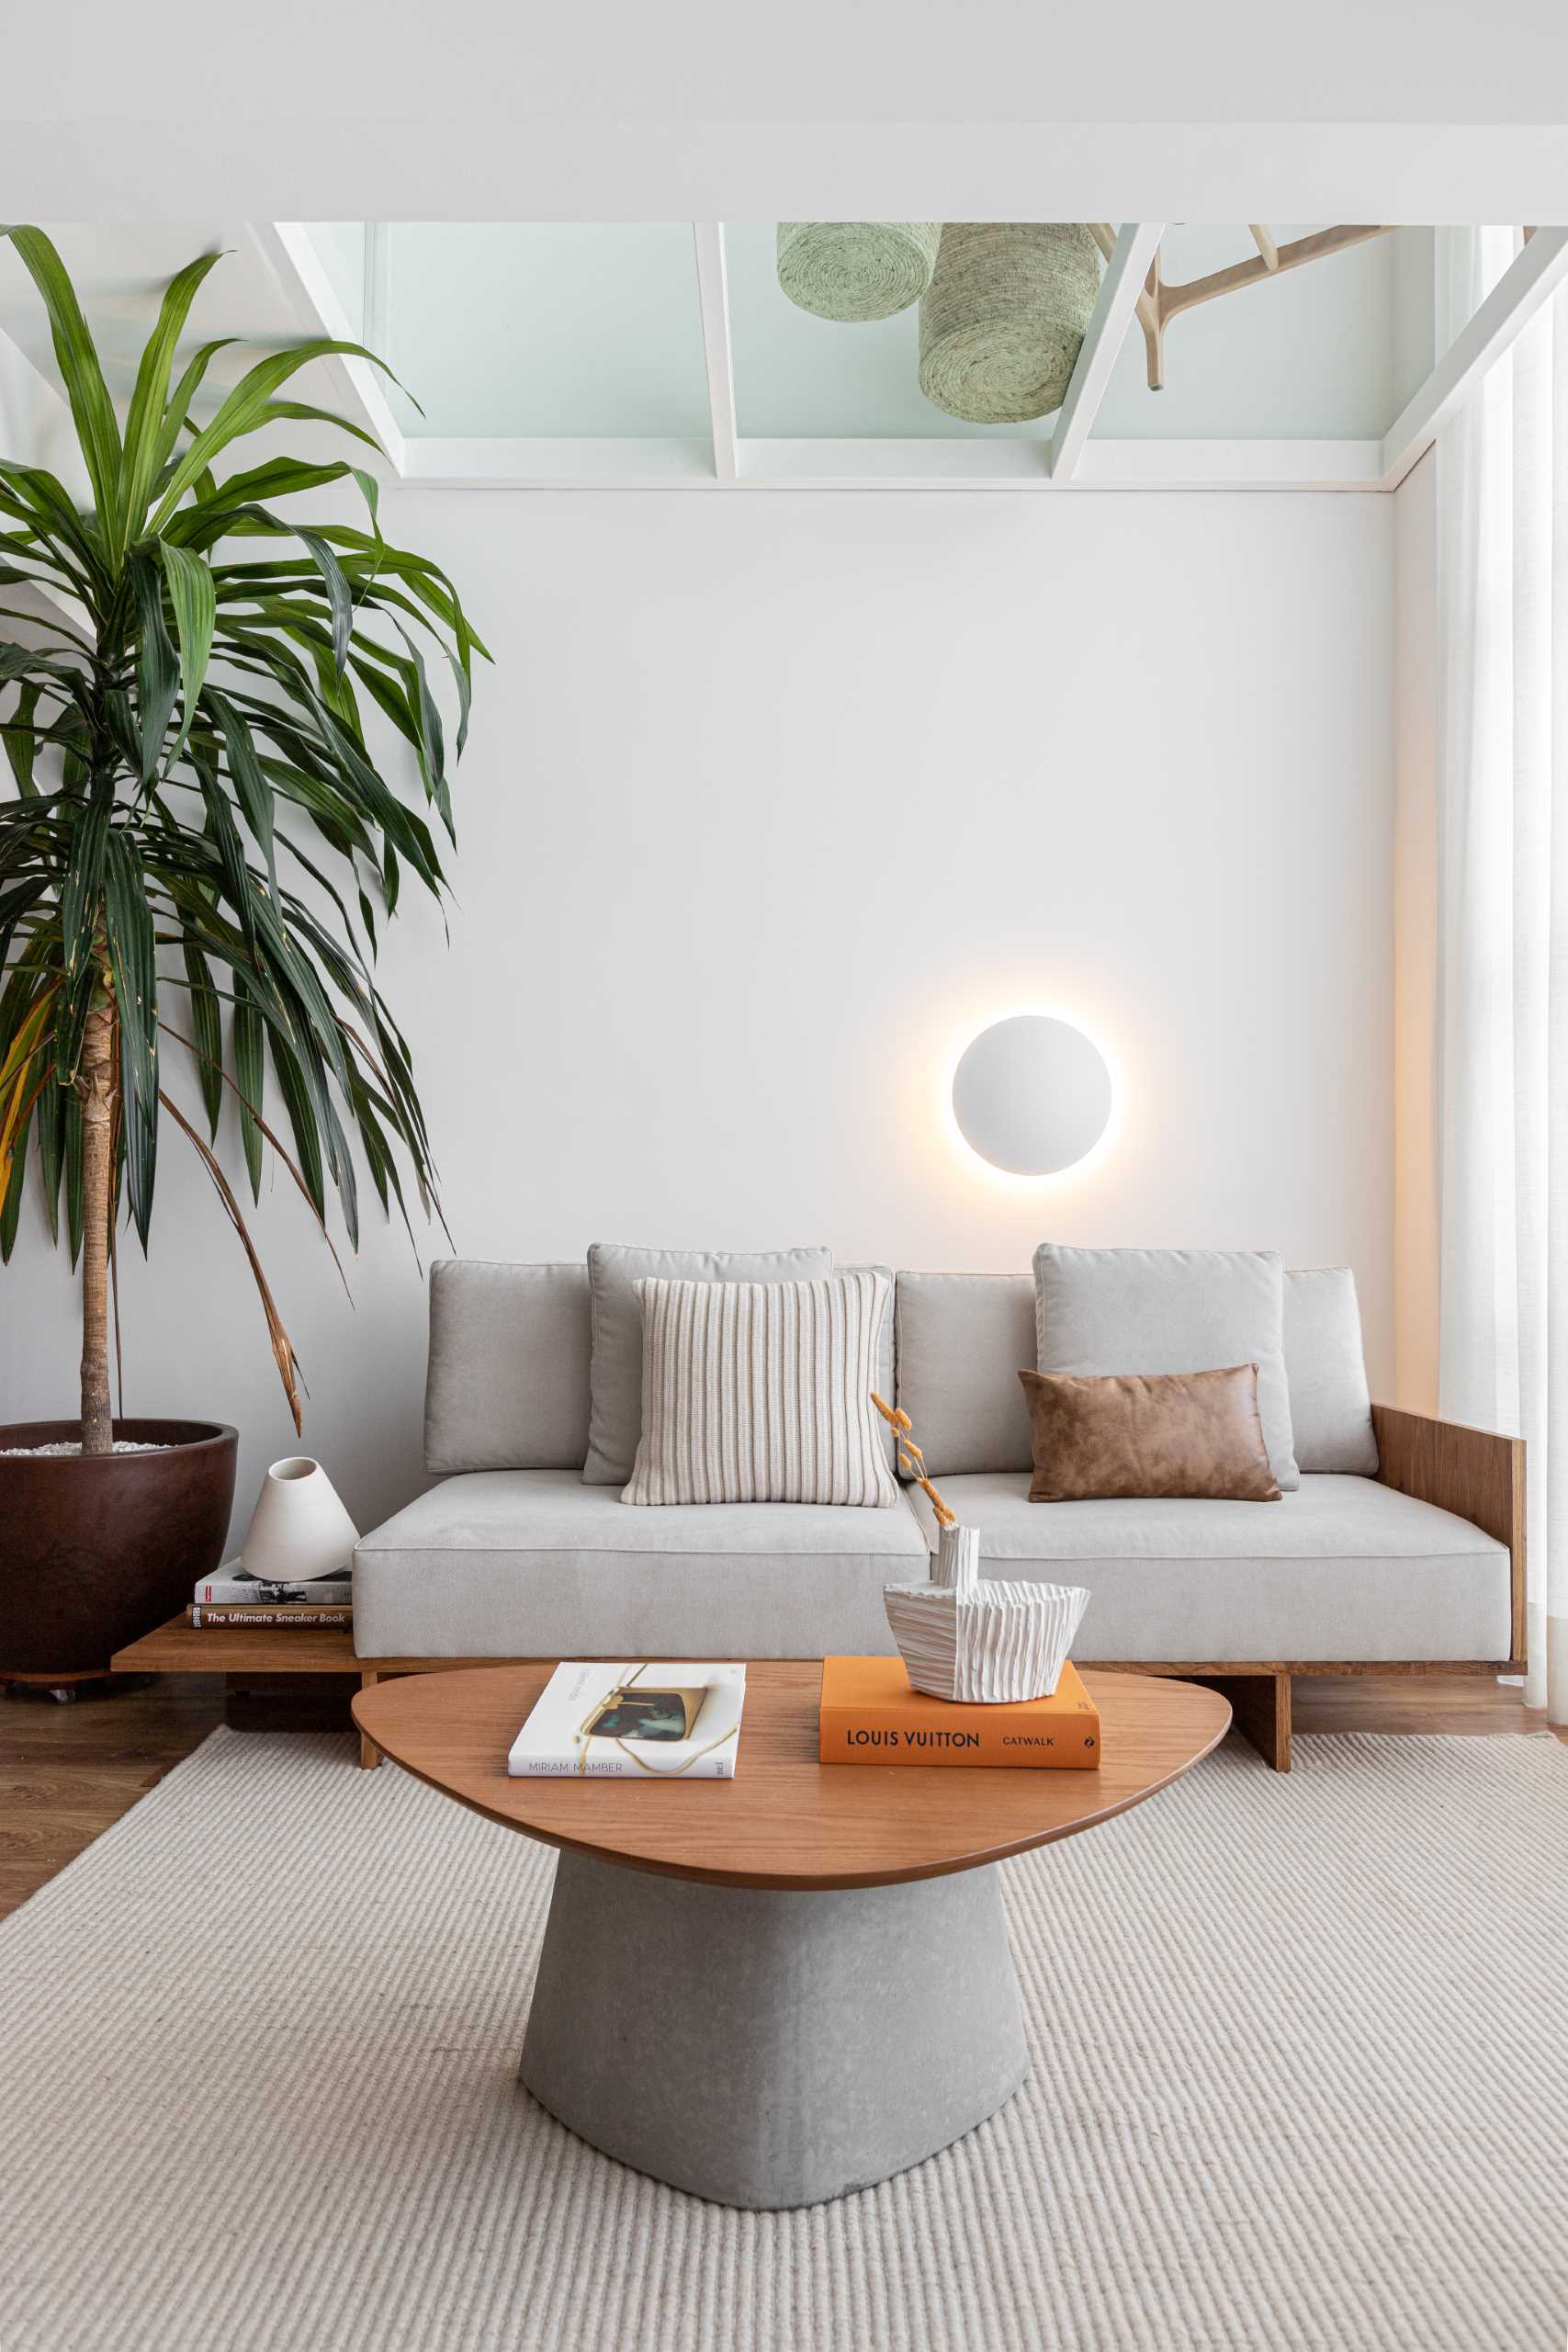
[353,1663,1230,2209]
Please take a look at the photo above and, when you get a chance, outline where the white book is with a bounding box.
[508,1662,746,1780]
[192,1558,354,1607]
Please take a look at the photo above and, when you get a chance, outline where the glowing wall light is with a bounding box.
[950,1013,1112,1176]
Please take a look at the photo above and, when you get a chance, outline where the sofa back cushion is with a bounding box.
[843,1263,898,1466]
[425,1260,592,1474]
[423,1252,1376,1483]
[896,1260,1375,1483]
[1282,1266,1379,1474]
[894,1272,1036,1477]
[584,1242,833,1486]
[1033,1243,1299,1490]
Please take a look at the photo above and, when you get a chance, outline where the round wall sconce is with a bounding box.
[950,1014,1112,1176]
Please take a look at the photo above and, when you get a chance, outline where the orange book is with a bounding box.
[818,1656,1101,1769]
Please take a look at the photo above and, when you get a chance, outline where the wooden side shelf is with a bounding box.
[110,1618,545,1770]
[114,1619,363,1677]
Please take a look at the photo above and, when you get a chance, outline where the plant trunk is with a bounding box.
[78,988,117,1456]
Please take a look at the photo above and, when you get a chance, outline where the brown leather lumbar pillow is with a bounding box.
[1018,1363,1282,1502]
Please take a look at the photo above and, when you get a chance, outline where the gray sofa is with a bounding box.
[353,1260,1524,1770]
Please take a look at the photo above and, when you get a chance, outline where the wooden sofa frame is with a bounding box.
[110,1405,1525,1776]
[1084,1406,1527,1771]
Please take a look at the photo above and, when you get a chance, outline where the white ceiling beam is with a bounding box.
[401,438,717,489]
[398,435,1384,493]
[1074,438,1383,492]
[749,439,1058,488]
[693,223,739,482]
[1380,225,1568,488]
[1049,223,1166,482]
[361,223,389,360]
[7,120,1568,226]
[762,435,1382,491]
[248,222,407,475]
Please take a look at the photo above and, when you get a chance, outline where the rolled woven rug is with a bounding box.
[777,221,943,322]
[919,222,1101,422]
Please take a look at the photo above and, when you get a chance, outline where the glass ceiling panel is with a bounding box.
[728,220,1435,444]
[1093,225,1431,441]
[303,218,1438,449]
[727,220,1050,440]
[372,223,710,439]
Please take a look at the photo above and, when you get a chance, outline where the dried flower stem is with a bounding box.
[872,1391,956,1527]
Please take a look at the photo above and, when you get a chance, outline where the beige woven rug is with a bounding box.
[2,1727,1565,2352]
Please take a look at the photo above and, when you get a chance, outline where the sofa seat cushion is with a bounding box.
[353,1471,929,1659]
[905,1473,1511,1663]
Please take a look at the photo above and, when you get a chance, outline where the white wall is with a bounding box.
[0,489,1396,1542]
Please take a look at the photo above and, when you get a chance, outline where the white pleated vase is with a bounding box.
[885,1522,1089,1703]
[935,1521,981,1593]
[240,1456,359,1582]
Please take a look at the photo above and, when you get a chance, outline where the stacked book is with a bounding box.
[189,1564,352,1629]
[509,1662,746,1778]
[819,1656,1101,1768]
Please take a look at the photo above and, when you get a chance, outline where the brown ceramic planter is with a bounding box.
[0,1419,237,1679]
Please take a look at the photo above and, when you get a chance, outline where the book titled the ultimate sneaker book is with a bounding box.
[188,1604,353,1627]
[508,1662,746,1779]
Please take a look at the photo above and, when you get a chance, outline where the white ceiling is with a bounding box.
[4,1,1568,220]
[9,0,1568,128]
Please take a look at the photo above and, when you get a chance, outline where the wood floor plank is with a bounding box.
[0,1675,225,1921]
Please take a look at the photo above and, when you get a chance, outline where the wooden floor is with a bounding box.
[1,1670,1562,1923]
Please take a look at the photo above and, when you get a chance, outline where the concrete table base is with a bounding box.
[520,1849,1030,2209]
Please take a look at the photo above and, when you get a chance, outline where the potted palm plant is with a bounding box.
[0,227,484,1685]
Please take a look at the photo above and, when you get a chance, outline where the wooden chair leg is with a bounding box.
[358,1671,382,1770]
[1204,1672,1292,1771]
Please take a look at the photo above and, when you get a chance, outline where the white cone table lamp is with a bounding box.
[240,1456,359,1582]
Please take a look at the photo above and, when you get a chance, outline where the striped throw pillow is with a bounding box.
[623,1271,898,1508]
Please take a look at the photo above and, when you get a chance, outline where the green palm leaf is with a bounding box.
[118,249,226,551]
[232,972,265,1199]
[131,550,180,780]
[102,832,159,1244]
[0,228,488,1428]
[150,341,405,529]
[0,228,122,526]
[157,543,217,756]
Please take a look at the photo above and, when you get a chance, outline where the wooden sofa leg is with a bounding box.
[358,1671,382,1770]
[1204,1673,1292,1772]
